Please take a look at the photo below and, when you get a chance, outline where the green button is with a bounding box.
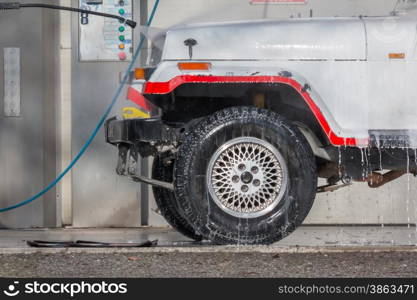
[119,26,125,32]
[119,8,125,15]
[119,35,125,42]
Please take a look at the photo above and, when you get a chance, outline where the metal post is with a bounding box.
[139,0,149,226]
[42,0,59,227]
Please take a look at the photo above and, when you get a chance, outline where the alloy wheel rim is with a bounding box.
[207,137,288,219]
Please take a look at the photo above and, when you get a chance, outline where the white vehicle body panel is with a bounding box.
[365,16,417,130]
[143,14,417,146]
[148,60,368,140]
[163,19,366,61]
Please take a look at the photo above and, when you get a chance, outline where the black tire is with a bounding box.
[174,107,317,245]
[152,153,203,241]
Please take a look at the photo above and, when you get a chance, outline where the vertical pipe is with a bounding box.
[42,0,58,227]
[58,0,73,226]
[139,0,149,226]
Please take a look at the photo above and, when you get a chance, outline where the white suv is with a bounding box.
[106,1,417,244]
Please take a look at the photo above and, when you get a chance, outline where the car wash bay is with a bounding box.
[1,0,417,241]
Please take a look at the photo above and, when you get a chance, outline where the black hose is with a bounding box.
[0,2,137,28]
[0,2,20,9]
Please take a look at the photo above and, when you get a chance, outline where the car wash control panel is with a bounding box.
[79,0,133,61]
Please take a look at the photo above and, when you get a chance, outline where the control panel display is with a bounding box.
[79,0,133,61]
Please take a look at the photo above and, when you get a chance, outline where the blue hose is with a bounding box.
[0,0,160,213]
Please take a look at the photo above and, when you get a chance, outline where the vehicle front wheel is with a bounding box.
[174,107,317,245]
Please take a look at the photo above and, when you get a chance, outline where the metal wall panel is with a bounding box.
[3,48,21,117]
[0,0,58,228]
[71,0,145,227]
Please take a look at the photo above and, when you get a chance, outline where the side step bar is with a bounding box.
[131,174,174,191]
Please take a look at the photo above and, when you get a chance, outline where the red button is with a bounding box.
[118,52,127,61]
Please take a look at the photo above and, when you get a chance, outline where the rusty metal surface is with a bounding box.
[368,171,406,188]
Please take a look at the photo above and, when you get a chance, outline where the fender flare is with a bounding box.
[143,68,368,147]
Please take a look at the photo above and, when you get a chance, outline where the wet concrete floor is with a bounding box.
[1,226,416,277]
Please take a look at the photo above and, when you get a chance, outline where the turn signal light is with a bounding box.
[134,68,145,80]
[389,53,405,59]
[178,62,211,71]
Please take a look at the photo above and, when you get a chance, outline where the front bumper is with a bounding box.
[105,117,179,146]
[105,117,176,190]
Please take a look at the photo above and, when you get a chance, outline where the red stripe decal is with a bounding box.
[144,75,367,147]
[127,86,151,111]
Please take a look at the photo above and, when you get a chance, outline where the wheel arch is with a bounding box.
[143,66,365,147]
